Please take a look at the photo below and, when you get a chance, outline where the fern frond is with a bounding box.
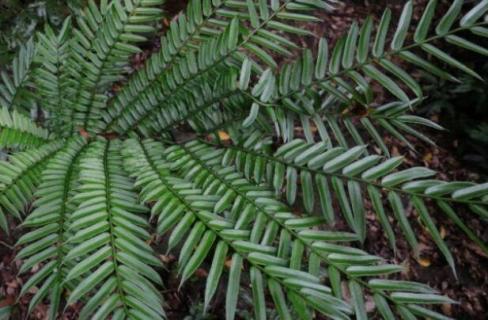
[203,137,488,271]
[0,106,52,149]
[16,137,87,318]
[0,140,64,232]
[103,0,336,133]
[64,139,164,320]
[269,0,488,108]
[123,138,455,320]
[273,98,443,155]
[0,37,36,112]
[215,0,488,150]
[100,0,234,130]
[34,19,73,134]
[136,68,249,135]
[104,22,242,133]
[65,0,163,134]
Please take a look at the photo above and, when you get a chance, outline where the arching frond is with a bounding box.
[0,140,64,232]
[34,19,73,134]
[202,137,488,272]
[123,138,455,320]
[307,99,443,154]
[64,139,164,320]
[17,137,87,318]
[270,0,488,108]
[104,21,243,133]
[0,37,36,112]
[135,66,283,138]
[138,0,488,151]
[0,106,52,149]
[257,0,488,142]
[177,95,442,157]
[103,0,336,133]
[64,0,164,134]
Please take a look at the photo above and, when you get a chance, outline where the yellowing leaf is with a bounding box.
[440,226,447,239]
[218,131,230,141]
[417,257,431,267]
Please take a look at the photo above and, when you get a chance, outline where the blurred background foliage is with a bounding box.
[0,0,84,64]
[420,41,488,175]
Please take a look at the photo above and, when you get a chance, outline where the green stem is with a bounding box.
[102,140,129,315]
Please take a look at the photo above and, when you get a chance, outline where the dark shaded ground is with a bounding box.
[1,0,487,319]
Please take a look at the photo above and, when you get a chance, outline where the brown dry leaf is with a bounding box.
[423,152,433,164]
[145,233,157,245]
[6,279,18,289]
[79,128,90,138]
[28,286,38,294]
[440,226,447,239]
[159,254,175,264]
[218,131,230,141]
[32,263,40,273]
[391,146,401,157]
[365,296,376,313]
[0,296,15,308]
[112,83,122,92]
[195,268,208,278]
[225,258,233,269]
[442,303,453,316]
[466,243,488,258]
[417,257,432,268]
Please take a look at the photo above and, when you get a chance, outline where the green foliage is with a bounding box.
[0,38,36,112]
[0,0,487,319]
[0,106,51,149]
[0,0,74,64]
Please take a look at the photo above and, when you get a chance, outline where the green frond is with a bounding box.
[104,21,242,133]
[63,139,164,320]
[202,0,488,150]
[17,137,87,318]
[114,0,488,144]
[123,138,455,320]
[34,19,73,134]
[203,137,488,269]
[65,0,164,134]
[0,106,52,149]
[271,0,488,107]
[271,98,443,155]
[0,37,36,113]
[0,140,64,232]
[136,66,279,138]
[103,0,335,133]
[136,68,249,136]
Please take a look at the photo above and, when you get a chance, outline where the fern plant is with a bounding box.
[1,0,488,319]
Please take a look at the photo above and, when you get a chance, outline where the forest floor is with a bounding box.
[1,0,487,319]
